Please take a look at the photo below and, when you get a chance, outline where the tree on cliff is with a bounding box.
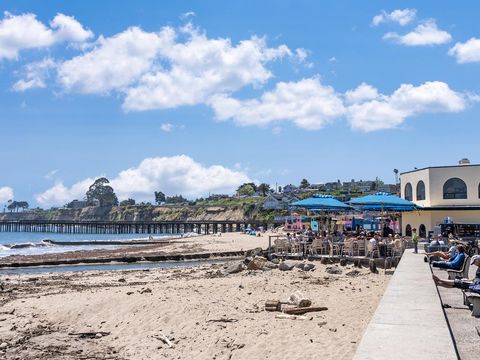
[120,198,136,206]
[86,178,118,207]
[154,191,166,204]
[236,183,257,196]
[299,178,310,189]
[6,201,29,212]
[257,183,271,196]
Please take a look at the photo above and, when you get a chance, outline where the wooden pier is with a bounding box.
[0,220,272,235]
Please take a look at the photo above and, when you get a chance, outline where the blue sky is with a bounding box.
[1,1,480,207]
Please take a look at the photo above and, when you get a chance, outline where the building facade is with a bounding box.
[400,160,480,237]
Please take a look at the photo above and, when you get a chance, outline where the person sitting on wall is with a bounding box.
[431,244,466,271]
[432,255,480,292]
[425,238,457,261]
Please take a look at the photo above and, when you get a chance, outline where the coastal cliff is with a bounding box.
[0,204,285,222]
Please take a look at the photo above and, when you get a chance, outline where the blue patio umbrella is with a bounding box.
[291,194,351,211]
[349,192,421,234]
[348,192,420,211]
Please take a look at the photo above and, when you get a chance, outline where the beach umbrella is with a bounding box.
[291,194,351,239]
[349,192,421,233]
[348,192,420,211]
[291,194,351,211]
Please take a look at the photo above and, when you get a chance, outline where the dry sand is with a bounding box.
[0,259,391,360]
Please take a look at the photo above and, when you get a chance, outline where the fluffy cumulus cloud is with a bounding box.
[12,57,56,91]
[35,178,94,208]
[449,38,480,63]
[56,23,295,108]
[0,186,14,203]
[372,8,416,26]
[122,26,294,111]
[58,26,174,94]
[209,77,345,130]
[346,81,466,131]
[0,12,92,60]
[35,156,250,207]
[383,20,451,46]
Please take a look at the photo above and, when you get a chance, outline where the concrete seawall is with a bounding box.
[353,251,457,360]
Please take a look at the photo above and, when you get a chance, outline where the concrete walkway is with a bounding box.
[353,251,457,360]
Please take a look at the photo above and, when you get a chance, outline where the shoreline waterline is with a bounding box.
[0,258,230,275]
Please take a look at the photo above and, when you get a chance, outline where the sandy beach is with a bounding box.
[0,232,273,266]
[0,253,391,360]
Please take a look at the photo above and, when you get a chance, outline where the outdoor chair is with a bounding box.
[310,239,326,256]
[342,241,353,256]
[288,241,302,256]
[446,255,470,280]
[352,241,359,256]
[392,240,404,257]
[357,239,366,256]
[273,238,289,256]
[366,242,379,258]
[464,291,480,317]
[332,243,342,256]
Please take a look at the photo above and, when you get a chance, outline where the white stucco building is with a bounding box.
[400,159,480,237]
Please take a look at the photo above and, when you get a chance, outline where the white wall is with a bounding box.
[401,165,480,207]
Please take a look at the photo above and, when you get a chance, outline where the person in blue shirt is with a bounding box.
[431,244,466,270]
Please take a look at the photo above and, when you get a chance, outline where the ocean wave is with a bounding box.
[7,242,50,249]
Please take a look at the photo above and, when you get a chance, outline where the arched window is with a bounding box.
[416,181,426,201]
[419,224,426,238]
[405,224,412,237]
[404,183,413,201]
[443,178,467,199]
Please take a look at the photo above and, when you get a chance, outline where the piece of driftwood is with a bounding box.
[275,314,309,320]
[265,300,282,311]
[68,331,110,339]
[157,332,173,348]
[283,306,328,315]
[207,318,238,323]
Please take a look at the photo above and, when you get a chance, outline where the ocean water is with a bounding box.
[0,232,173,258]
[0,259,225,275]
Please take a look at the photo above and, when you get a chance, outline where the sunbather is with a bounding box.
[432,255,480,291]
[431,244,466,270]
[426,239,457,260]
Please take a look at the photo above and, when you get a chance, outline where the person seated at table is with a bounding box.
[431,245,466,270]
[432,255,480,291]
[426,238,457,260]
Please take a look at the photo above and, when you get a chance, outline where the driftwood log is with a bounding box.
[283,306,328,315]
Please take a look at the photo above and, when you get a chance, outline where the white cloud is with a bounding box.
[0,186,14,203]
[0,11,92,60]
[345,82,379,104]
[12,57,56,91]
[449,38,480,63]
[346,81,466,132]
[35,155,250,207]
[49,13,93,43]
[122,25,293,111]
[181,11,196,19]
[383,20,451,46]
[372,9,416,26]
[57,23,294,107]
[160,123,174,132]
[44,169,59,180]
[209,77,345,130]
[35,178,94,208]
[58,26,173,94]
